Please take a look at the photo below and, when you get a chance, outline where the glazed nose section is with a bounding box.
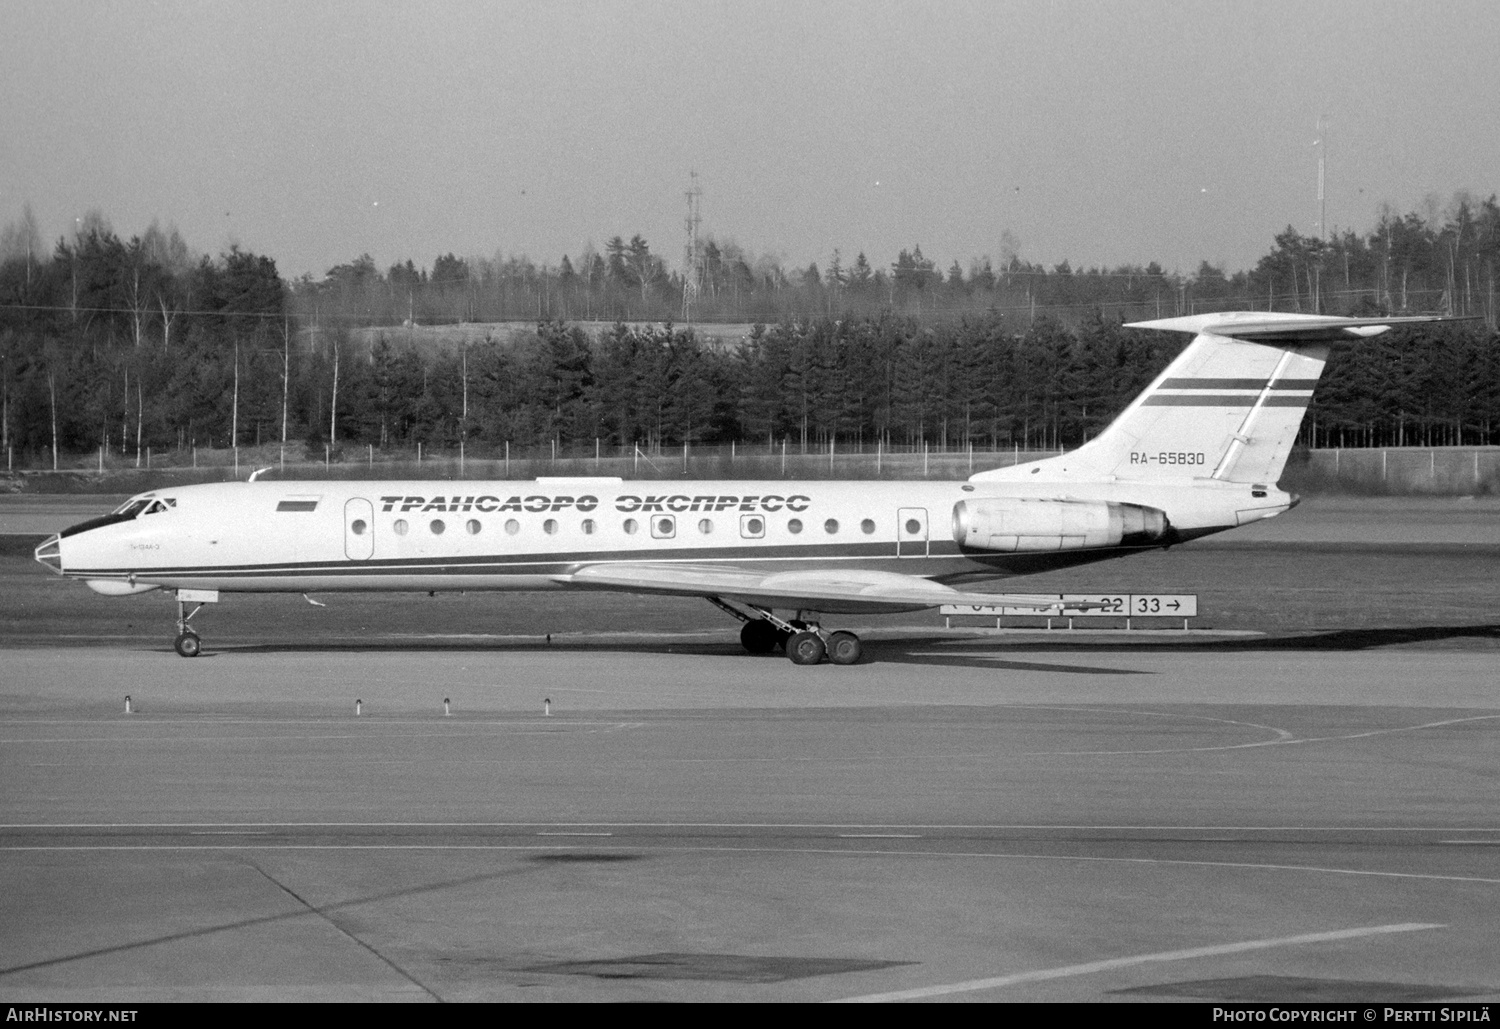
[35,534,63,574]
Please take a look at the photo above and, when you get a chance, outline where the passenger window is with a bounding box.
[698,518,713,534]
[504,518,520,535]
[787,518,803,534]
[623,518,639,535]
[430,519,446,535]
[581,518,596,535]
[393,519,409,536]
[740,515,765,539]
[651,515,675,539]
[466,519,481,535]
[824,518,839,534]
[861,519,875,534]
[351,519,368,536]
[543,519,558,535]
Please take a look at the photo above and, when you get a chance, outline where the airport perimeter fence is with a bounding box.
[4,441,1499,496]
[1281,446,1500,496]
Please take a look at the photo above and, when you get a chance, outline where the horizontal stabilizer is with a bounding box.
[1126,312,1458,342]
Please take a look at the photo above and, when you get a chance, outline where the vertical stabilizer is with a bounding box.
[970,312,1443,486]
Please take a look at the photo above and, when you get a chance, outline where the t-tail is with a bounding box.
[971,312,1449,487]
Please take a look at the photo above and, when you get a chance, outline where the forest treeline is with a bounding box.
[301,194,1500,327]
[0,197,1497,467]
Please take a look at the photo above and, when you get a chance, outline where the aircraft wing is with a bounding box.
[552,562,1072,615]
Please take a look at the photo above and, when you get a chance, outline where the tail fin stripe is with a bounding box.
[1143,395,1260,407]
[1160,377,1268,390]
[1262,395,1313,408]
[1158,379,1266,390]
[1158,377,1321,391]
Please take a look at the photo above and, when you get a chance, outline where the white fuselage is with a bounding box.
[47,476,1292,597]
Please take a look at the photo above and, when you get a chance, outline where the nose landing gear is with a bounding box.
[174,630,201,658]
[170,590,219,657]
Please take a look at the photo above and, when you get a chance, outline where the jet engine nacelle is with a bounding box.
[952,498,1169,553]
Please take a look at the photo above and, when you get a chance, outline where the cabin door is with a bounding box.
[897,507,928,558]
[344,498,375,560]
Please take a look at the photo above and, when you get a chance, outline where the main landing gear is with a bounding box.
[709,598,863,666]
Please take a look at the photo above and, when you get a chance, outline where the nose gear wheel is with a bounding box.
[173,598,206,657]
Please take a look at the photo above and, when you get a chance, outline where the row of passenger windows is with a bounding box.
[352,515,897,539]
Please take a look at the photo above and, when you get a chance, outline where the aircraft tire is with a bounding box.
[173,632,201,658]
[740,619,780,655]
[826,631,861,665]
[787,630,826,665]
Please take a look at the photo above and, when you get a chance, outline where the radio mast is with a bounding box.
[1315,115,1327,241]
[682,171,702,323]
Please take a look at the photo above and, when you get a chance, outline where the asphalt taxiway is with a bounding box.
[2,641,1498,1003]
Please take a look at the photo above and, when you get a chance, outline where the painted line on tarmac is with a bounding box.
[1012,707,1294,755]
[1036,713,1500,756]
[189,831,270,836]
[830,923,1447,1003]
[5,844,1500,891]
[1441,840,1500,845]
[536,832,613,837]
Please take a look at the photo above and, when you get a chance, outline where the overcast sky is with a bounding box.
[3,0,1497,281]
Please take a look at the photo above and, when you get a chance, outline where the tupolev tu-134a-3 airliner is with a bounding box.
[35,312,1448,664]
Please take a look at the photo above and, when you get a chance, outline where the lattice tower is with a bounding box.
[682,171,702,322]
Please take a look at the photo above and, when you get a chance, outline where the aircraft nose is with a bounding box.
[35,533,63,574]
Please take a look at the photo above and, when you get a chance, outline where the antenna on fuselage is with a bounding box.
[247,466,273,482]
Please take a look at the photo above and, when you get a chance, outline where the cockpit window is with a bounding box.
[104,495,175,522]
[59,496,164,539]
